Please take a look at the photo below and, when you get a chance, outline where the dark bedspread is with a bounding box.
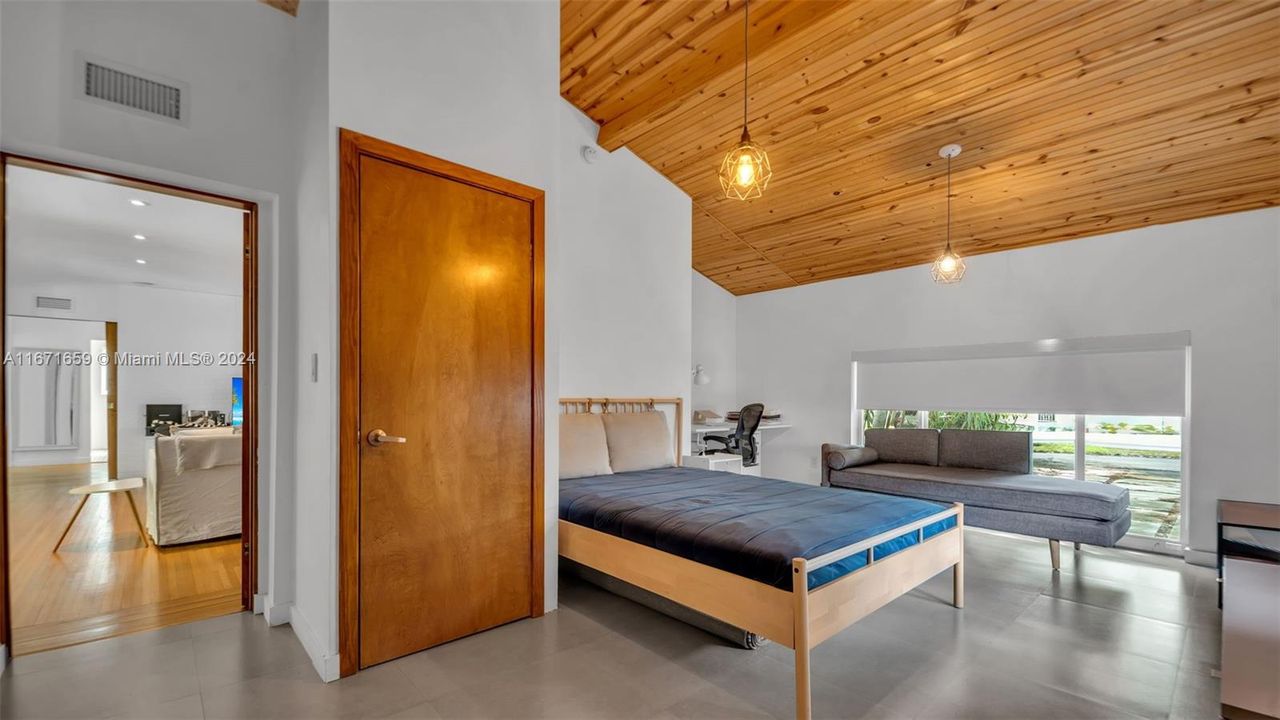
[560,467,956,590]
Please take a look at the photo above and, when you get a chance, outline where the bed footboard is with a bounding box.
[558,503,965,720]
[790,504,964,719]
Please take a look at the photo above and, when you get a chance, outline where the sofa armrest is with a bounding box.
[820,443,856,487]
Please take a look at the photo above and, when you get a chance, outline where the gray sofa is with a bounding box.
[822,428,1131,569]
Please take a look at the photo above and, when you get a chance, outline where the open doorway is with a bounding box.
[0,155,258,656]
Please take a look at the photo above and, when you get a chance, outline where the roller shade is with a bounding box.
[855,337,1188,417]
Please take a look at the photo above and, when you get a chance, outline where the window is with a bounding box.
[862,409,921,429]
[1083,415,1182,541]
[1030,416,1074,479]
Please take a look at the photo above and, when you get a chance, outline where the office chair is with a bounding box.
[704,403,765,466]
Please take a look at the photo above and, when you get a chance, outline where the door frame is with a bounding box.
[337,129,545,677]
[105,321,119,480]
[0,152,260,656]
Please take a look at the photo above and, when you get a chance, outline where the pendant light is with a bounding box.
[718,0,771,201]
[931,143,966,284]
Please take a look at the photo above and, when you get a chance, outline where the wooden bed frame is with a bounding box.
[558,397,964,720]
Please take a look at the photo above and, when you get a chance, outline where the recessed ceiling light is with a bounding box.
[135,258,147,265]
[130,199,149,207]
[133,234,147,241]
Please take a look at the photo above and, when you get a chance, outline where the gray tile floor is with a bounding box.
[1,529,1222,719]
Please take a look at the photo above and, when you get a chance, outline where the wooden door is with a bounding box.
[348,137,541,669]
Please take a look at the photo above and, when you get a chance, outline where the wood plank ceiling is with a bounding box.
[561,0,1280,295]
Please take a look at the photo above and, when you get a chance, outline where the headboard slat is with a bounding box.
[558,396,684,464]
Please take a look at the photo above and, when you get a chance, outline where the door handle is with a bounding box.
[367,429,407,446]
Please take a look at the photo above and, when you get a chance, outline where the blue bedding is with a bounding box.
[560,467,956,590]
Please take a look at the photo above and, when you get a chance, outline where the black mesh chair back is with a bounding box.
[735,403,765,465]
[702,402,767,466]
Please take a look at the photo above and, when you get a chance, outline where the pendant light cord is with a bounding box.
[742,0,749,138]
[945,154,953,254]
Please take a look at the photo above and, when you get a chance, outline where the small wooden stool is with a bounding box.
[53,477,150,552]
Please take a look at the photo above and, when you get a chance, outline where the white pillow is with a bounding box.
[601,411,674,473]
[559,413,612,479]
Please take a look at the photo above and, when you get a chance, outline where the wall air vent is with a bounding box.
[35,296,73,311]
[78,55,188,125]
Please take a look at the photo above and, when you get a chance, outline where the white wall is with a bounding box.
[692,270,737,416]
[89,338,107,455]
[558,104,693,440]
[5,280,240,477]
[5,316,103,466]
[2,0,301,629]
[736,208,1280,555]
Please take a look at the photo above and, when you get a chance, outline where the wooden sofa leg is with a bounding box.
[1049,539,1061,571]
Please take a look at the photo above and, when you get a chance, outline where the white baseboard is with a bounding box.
[289,606,339,682]
[1184,548,1216,567]
[253,593,267,615]
[265,599,292,627]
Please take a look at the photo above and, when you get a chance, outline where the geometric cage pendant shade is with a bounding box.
[719,129,772,200]
[930,248,966,283]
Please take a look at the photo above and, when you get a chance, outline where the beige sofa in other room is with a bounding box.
[145,428,242,546]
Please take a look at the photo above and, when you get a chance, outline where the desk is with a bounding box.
[690,422,792,476]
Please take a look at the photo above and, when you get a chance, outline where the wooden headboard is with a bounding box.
[559,397,684,463]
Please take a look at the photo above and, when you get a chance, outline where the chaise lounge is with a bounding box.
[822,428,1130,569]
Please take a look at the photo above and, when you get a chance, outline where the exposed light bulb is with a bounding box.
[136,258,147,265]
[735,154,756,187]
[130,199,149,207]
[133,234,147,241]
[939,254,957,273]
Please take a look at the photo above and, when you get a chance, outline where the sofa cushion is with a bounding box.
[964,506,1132,546]
[864,428,940,466]
[939,429,1032,473]
[828,463,1128,522]
[826,446,879,470]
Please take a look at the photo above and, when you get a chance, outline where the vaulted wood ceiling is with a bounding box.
[561,0,1280,295]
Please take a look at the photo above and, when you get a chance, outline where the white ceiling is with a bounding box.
[6,165,245,297]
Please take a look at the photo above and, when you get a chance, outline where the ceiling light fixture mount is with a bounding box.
[931,143,966,284]
[718,0,771,201]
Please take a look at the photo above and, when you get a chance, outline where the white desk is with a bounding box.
[689,422,791,476]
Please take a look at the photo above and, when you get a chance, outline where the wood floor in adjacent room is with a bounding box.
[6,463,241,656]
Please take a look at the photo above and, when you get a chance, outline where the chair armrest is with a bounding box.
[703,435,732,448]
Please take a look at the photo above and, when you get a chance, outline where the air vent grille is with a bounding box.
[82,59,183,122]
[36,296,73,311]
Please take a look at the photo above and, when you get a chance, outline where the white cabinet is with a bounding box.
[682,454,743,474]
[1222,557,1280,719]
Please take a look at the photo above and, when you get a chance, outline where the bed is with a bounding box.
[558,397,964,720]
